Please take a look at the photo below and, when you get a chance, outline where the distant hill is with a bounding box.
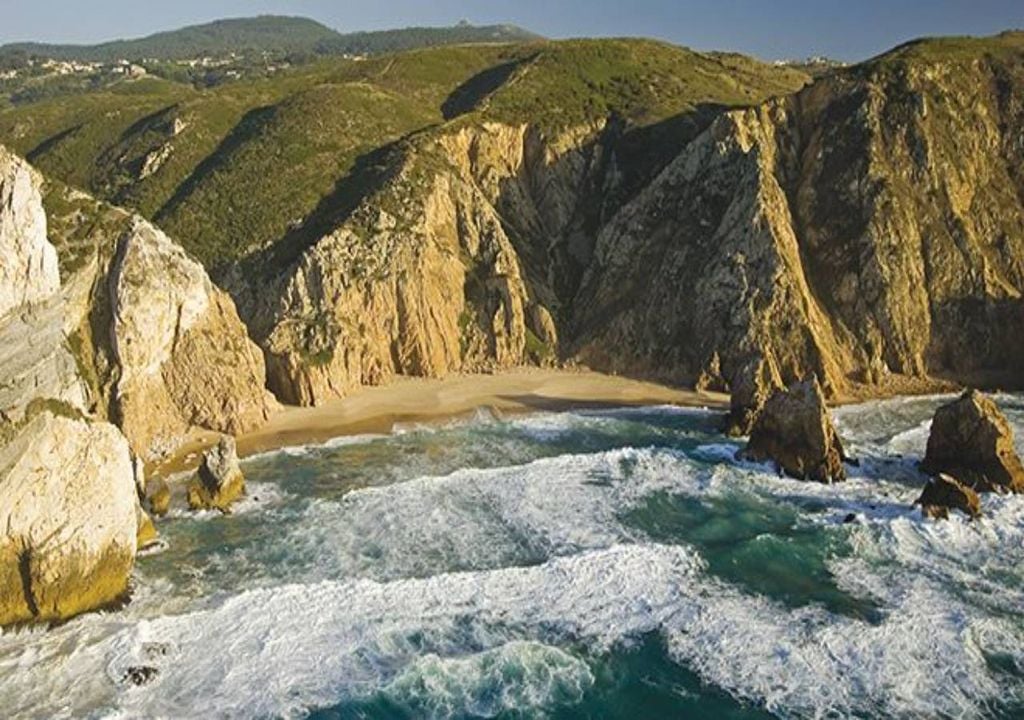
[1,16,341,62]
[0,16,542,62]
[319,22,544,56]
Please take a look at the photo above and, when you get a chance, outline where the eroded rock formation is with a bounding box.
[187,436,246,512]
[741,377,847,483]
[109,217,274,457]
[916,473,982,520]
[921,389,1024,493]
[0,412,137,626]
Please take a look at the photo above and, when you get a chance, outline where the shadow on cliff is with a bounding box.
[486,103,729,356]
[155,104,277,230]
[928,296,1024,391]
[442,57,534,120]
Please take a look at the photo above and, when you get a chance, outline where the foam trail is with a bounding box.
[100,545,697,719]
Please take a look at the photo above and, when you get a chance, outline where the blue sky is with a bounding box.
[1,0,1022,61]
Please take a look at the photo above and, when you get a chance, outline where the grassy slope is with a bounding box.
[0,39,809,269]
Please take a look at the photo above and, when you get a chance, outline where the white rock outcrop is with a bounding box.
[109,217,274,457]
[0,146,59,319]
[0,412,138,626]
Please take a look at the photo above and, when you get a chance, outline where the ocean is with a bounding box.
[2,395,1023,719]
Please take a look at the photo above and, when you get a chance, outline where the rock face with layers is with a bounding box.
[574,41,1024,394]
[921,390,1024,493]
[741,377,847,483]
[916,473,982,520]
[0,146,59,318]
[187,436,246,512]
[0,148,87,419]
[248,124,580,406]
[109,217,274,457]
[237,38,1024,406]
[0,412,138,626]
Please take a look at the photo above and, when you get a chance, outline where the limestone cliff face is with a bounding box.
[0,146,59,317]
[575,49,1024,393]
[246,45,1024,404]
[249,121,602,405]
[0,144,273,458]
[0,148,87,419]
[0,412,137,626]
[108,217,274,457]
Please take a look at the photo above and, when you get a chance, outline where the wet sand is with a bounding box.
[151,368,726,477]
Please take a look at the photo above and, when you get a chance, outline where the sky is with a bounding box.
[0,0,1022,62]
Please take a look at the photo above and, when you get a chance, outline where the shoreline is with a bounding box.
[149,368,728,478]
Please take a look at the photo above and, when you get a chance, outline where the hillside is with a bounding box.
[1,16,341,62]
[0,40,808,269]
[0,17,541,63]
[2,32,1021,408]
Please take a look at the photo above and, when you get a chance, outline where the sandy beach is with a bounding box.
[151,368,726,477]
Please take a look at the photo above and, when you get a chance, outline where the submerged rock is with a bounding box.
[0,412,137,627]
[916,473,982,520]
[741,377,846,483]
[187,436,245,512]
[921,390,1024,493]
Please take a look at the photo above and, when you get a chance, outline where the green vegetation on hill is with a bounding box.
[0,39,809,270]
[1,17,342,62]
[319,23,543,56]
[0,16,541,64]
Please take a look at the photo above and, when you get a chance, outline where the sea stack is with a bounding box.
[187,436,246,512]
[740,376,847,483]
[920,390,1024,494]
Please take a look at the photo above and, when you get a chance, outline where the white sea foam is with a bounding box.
[3,399,1024,719]
[96,544,697,719]
[381,641,595,718]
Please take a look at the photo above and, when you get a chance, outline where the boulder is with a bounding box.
[741,377,847,483]
[187,436,245,512]
[723,356,779,437]
[916,473,982,520]
[920,390,1024,493]
[0,412,137,627]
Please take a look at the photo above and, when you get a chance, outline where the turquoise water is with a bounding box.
[2,396,1024,718]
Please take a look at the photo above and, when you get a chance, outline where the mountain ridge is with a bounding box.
[0,15,543,62]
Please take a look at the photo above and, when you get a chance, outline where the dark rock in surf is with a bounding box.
[921,390,1024,493]
[916,473,982,520]
[740,377,846,483]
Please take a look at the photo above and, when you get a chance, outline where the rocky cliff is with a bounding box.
[108,217,274,456]
[576,37,1024,395]
[219,35,1024,404]
[0,148,88,419]
[0,146,274,625]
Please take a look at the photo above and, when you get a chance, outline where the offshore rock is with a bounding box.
[0,412,137,627]
[741,377,847,483]
[921,390,1024,493]
[187,436,245,512]
[916,473,982,520]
